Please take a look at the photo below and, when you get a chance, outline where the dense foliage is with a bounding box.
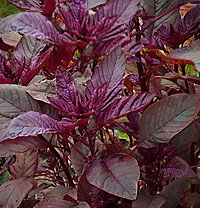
[1,0,200,207]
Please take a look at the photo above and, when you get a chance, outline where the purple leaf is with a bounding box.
[0,136,49,157]
[0,51,15,83]
[139,93,200,148]
[86,47,126,109]
[78,173,107,207]
[0,84,58,136]
[179,5,200,36]
[183,193,200,208]
[2,111,63,139]
[177,0,200,5]
[10,150,39,178]
[8,0,56,16]
[171,119,200,163]
[0,177,34,208]
[97,93,155,125]
[94,0,140,29]
[34,186,77,208]
[157,5,200,48]
[160,156,196,178]
[132,195,166,208]
[48,97,77,116]
[142,0,181,36]
[71,142,90,175]
[86,154,140,200]
[55,68,79,105]
[13,36,46,83]
[3,12,62,44]
[161,178,187,208]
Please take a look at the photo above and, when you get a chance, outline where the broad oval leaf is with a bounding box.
[160,156,196,178]
[2,111,63,139]
[0,177,34,208]
[132,195,166,208]
[2,12,61,44]
[86,47,126,108]
[0,84,57,137]
[10,150,39,178]
[0,136,49,157]
[86,154,140,200]
[139,93,200,148]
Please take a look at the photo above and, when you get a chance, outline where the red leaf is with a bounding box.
[0,177,34,208]
[160,156,196,178]
[0,136,49,157]
[10,150,39,178]
[86,154,140,200]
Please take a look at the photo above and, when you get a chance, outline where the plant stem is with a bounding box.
[134,16,148,92]
[131,5,180,38]
[38,135,75,187]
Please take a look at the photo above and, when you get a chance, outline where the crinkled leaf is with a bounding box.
[169,40,200,71]
[171,119,200,163]
[161,178,187,208]
[160,156,196,178]
[56,68,79,105]
[2,111,63,139]
[86,154,140,200]
[0,177,34,208]
[139,93,200,148]
[97,93,155,125]
[87,0,107,9]
[1,12,62,44]
[86,47,126,108]
[141,0,181,36]
[132,195,166,208]
[0,84,58,137]
[10,150,39,178]
[26,79,57,104]
[71,142,90,175]
[0,136,49,157]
